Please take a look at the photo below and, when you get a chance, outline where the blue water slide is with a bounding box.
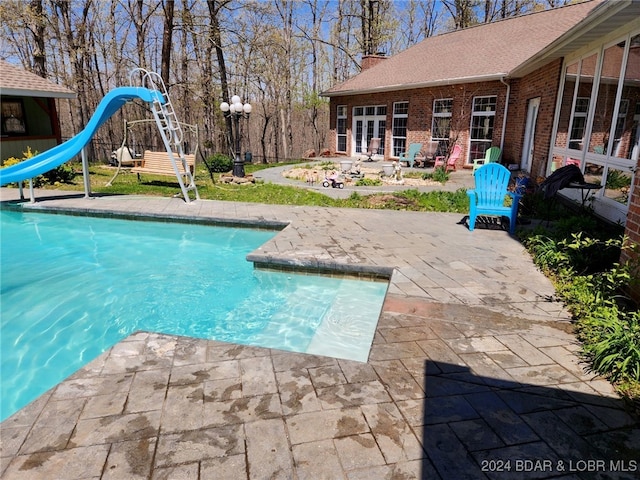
[0,87,164,186]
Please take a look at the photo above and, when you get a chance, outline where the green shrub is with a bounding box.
[206,153,233,173]
[318,161,336,171]
[605,170,632,190]
[581,307,640,383]
[523,223,639,387]
[355,177,382,186]
[422,167,449,183]
[0,147,74,186]
[41,164,76,185]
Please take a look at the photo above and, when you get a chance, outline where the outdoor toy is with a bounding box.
[322,171,344,189]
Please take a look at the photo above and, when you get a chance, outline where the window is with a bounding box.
[550,32,639,223]
[469,96,496,162]
[392,102,408,157]
[569,98,589,150]
[589,42,624,155]
[612,100,629,157]
[336,105,347,152]
[554,61,579,150]
[1,99,26,136]
[432,98,452,156]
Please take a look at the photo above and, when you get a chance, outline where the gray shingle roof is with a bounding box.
[0,60,76,98]
[324,0,605,96]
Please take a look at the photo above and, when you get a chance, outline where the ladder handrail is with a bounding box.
[130,68,184,145]
[128,68,199,203]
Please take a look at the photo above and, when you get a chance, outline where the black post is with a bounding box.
[232,114,245,177]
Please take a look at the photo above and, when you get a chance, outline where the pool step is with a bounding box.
[306,284,383,362]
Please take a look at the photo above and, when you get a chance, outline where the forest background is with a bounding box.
[1,0,577,164]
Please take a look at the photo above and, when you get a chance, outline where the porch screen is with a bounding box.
[551,31,639,222]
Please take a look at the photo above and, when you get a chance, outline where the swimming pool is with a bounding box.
[0,210,387,421]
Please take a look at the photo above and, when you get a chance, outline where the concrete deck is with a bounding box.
[1,185,638,479]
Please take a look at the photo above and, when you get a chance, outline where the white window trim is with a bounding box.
[336,105,347,153]
[432,98,452,141]
[392,101,408,158]
[469,95,497,163]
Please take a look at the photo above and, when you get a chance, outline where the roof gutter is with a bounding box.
[321,73,507,98]
[499,76,510,156]
[0,88,76,99]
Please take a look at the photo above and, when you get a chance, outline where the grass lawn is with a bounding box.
[34,161,471,213]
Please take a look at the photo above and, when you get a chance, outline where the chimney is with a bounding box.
[361,53,387,71]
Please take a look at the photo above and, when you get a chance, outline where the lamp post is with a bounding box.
[220,95,252,178]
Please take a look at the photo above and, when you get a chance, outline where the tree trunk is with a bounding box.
[208,0,233,157]
[29,0,47,77]
[160,0,174,85]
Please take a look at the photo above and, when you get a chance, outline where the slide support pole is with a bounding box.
[82,147,92,199]
[29,179,35,204]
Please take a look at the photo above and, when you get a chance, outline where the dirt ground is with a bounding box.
[282,160,443,187]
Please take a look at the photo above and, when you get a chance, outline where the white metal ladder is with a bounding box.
[130,68,200,203]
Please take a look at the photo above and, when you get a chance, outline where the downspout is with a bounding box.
[499,76,510,156]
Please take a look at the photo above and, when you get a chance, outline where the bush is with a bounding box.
[422,167,449,183]
[41,164,76,185]
[522,222,639,389]
[0,147,74,186]
[581,307,640,383]
[355,177,382,186]
[206,153,233,173]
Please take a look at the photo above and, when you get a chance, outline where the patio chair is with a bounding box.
[364,138,381,162]
[472,146,501,174]
[434,144,461,172]
[467,163,521,234]
[398,143,423,168]
[417,140,439,167]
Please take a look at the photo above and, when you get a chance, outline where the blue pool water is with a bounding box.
[0,210,387,421]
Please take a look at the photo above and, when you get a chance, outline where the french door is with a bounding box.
[353,106,386,156]
[521,97,540,172]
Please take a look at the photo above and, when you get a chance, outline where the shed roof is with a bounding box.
[323,0,613,97]
[0,60,76,99]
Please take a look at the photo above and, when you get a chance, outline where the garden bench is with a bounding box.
[131,150,196,180]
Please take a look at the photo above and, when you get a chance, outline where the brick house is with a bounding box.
[322,0,640,297]
[0,60,75,162]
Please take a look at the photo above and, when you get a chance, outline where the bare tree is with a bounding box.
[207,0,233,158]
[160,0,174,85]
[28,0,47,77]
[441,0,478,29]
[0,0,566,165]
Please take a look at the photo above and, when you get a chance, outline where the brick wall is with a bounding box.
[622,156,640,303]
[327,80,508,169]
[505,59,563,179]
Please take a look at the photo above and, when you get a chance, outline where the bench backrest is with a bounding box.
[142,150,196,173]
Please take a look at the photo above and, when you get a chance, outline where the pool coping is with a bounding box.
[2,198,395,281]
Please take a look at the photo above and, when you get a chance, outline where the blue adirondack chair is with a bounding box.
[472,146,501,174]
[398,143,423,168]
[467,163,521,234]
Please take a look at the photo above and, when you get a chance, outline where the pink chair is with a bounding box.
[566,158,581,167]
[434,144,462,172]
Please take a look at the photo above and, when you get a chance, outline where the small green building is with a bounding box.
[0,60,75,162]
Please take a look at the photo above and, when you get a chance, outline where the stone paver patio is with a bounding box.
[1,186,638,479]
